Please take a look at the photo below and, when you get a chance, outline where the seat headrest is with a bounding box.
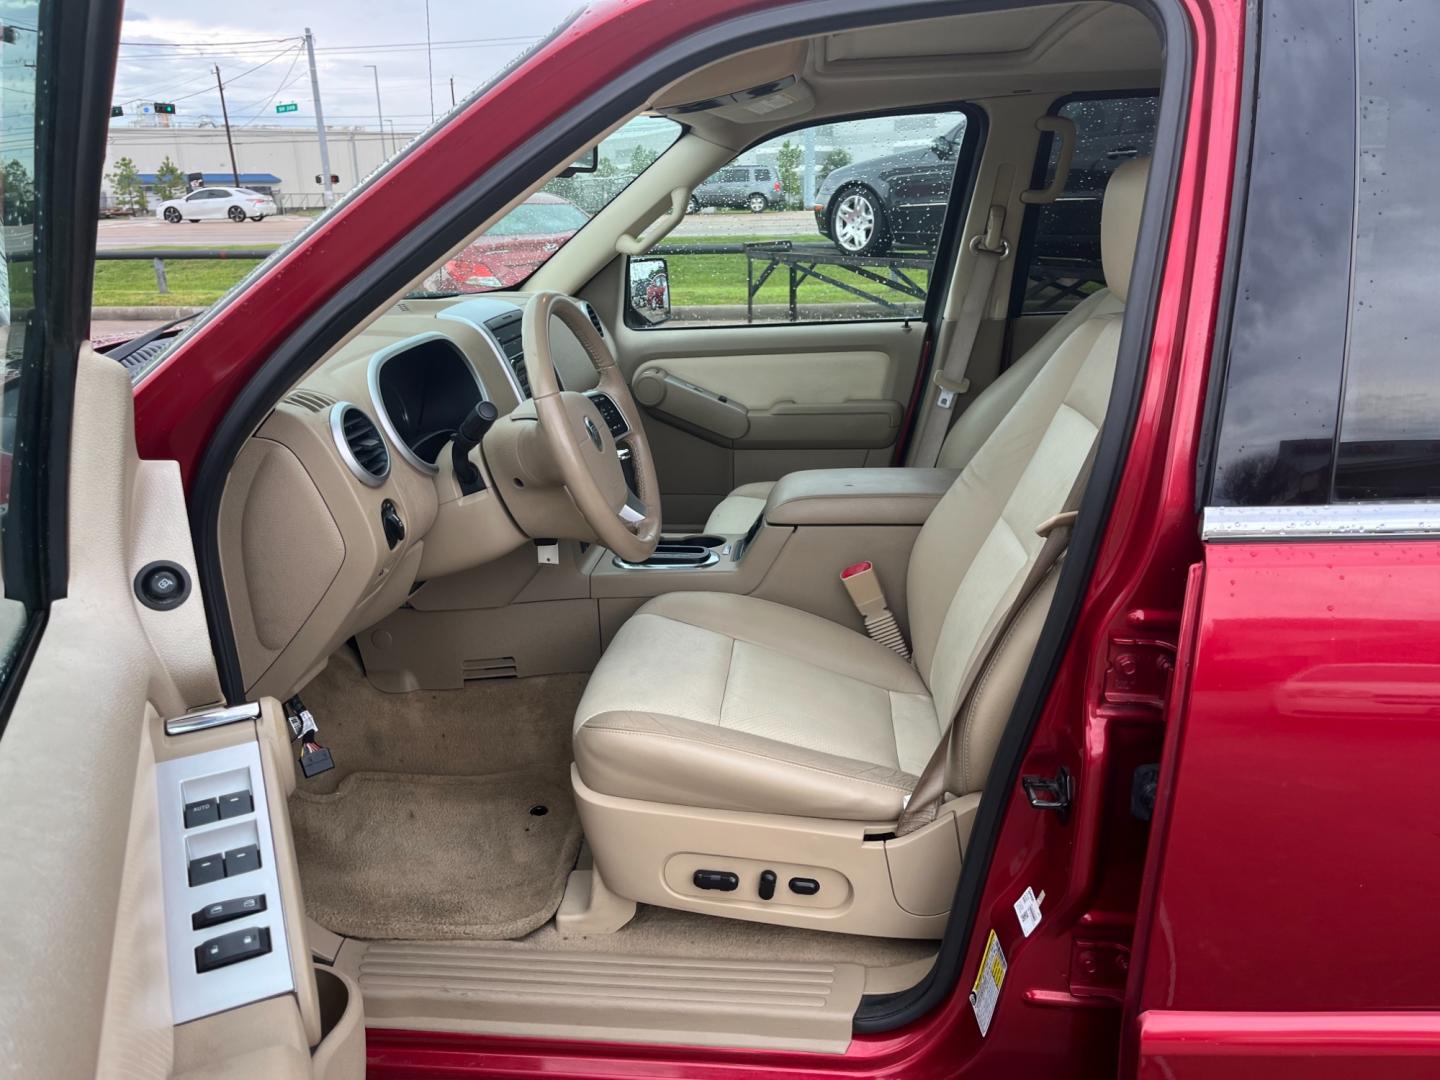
[1100,156,1150,305]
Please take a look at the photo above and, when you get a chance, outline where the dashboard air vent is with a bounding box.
[330,403,390,487]
[485,310,530,398]
[584,303,605,337]
[283,389,337,413]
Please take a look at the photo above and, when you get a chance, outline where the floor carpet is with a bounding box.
[291,768,581,940]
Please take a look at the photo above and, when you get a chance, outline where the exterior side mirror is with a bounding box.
[629,257,671,324]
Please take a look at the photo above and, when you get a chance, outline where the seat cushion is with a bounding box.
[574,592,939,821]
[703,481,774,534]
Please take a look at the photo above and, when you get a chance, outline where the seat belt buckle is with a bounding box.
[841,562,911,660]
[932,371,971,409]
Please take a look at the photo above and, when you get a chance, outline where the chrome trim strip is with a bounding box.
[1202,503,1440,541]
[612,550,719,571]
[165,701,262,736]
[329,402,389,488]
[366,331,491,475]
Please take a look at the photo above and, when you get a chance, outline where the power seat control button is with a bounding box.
[788,876,821,896]
[758,869,777,900]
[692,869,739,892]
[195,926,271,973]
[192,894,267,931]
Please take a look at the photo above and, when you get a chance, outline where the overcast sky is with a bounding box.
[111,0,580,135]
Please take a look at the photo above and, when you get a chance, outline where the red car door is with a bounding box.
[1125,0,1440,1075]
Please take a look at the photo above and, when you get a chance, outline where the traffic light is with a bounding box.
[313,174,340,185]
[153,102,176,115]
[110,105,123,117]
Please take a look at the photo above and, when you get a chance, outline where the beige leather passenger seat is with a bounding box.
[572,158,1149,938]
[703,292,1125,535]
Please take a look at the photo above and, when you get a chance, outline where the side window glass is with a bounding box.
[629,109,970,328]
[1014,94,1158,316]
[1332,0,1440,500]
[0,6,42,700]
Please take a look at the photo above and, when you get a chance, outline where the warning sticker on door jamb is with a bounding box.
[969,929,1007,1036]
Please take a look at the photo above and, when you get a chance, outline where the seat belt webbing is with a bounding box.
[894,437,1098,837]
[909,202,1009,469]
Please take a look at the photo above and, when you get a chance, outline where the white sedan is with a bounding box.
[156,186,277,223]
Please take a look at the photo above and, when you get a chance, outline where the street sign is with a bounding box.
[276,102,299,114]
[153,101,176,115]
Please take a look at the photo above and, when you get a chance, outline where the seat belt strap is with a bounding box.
[909,202,1009,469]
[840,561,911,660]
[895,437,1098,836]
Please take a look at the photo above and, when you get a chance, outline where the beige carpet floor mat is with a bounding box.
[291,768,581,940]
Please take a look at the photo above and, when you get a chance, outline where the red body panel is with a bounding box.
[1130,541,1440,1075]
[125,0,1251,1074]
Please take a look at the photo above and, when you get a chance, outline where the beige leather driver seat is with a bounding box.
[573,158,1149,938]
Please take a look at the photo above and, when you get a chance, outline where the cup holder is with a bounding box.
[613,538,720,570]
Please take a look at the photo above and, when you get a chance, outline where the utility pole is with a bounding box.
[304,28,335,207]
[214,66,241,187]
[424,0,435,122]
[449,76,455,108]
[365,64,389,156]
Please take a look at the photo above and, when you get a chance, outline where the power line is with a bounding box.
[118,35,300,49]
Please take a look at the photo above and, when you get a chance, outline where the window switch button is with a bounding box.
[223,844,261,877]
[183,798,219,828]
[187,854,225,887]
[216,790,253,819]
[192,894,267,931]
[194,926,271,973]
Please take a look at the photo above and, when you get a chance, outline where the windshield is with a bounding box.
[413,114,680,297]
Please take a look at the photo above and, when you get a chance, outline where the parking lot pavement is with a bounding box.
[97,214,312,249]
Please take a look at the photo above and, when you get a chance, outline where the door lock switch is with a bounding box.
[192,894,267,931]
[195,926,271,973]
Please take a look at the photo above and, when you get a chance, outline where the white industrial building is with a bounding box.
[102,124,421,211]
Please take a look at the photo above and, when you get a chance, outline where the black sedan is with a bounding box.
[813,124,964,256]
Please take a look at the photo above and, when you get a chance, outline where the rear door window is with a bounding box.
[1011,94,1159,316]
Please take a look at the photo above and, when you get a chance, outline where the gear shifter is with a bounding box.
[451,400,499,496]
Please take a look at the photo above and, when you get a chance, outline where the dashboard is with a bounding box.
[218,292,607,700]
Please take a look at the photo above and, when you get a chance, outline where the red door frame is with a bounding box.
[129,0,1245,1074]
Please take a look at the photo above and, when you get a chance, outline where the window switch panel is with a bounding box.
[183,798,220,829]
[216,790,253,819]
[223,844,261,877]
[194,926,271,973]
[187,854,225,887]
[192,894,267,931]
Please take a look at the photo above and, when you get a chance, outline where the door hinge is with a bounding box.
[1021,765,1073,822]
[1070,938,1130,1001]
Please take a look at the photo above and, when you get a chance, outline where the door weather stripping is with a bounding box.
[1202,503,1440,541]
[165,701,261,737]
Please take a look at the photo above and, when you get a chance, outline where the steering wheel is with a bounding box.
[521,292,661,563]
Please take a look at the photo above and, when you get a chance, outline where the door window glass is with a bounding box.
[0,4,43,696]
[628,109,971,328]
[1013,94,1158,316]
[1333,0,1440,500]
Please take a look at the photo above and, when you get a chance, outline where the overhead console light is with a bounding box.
[658,74,797,115]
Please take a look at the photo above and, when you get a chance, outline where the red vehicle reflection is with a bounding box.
[423,191,589,293]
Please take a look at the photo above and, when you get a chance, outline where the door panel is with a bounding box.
[614,319,924,526]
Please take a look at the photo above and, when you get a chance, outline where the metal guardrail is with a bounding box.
[94,247,277,295]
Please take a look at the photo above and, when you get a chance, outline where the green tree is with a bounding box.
[152,156,185,201]
[627,144,659,176]
[776,140,803,208]
[595,156,618,178]
[816,148,853,187]
[2,160,35,225]
[107,156,148,214]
